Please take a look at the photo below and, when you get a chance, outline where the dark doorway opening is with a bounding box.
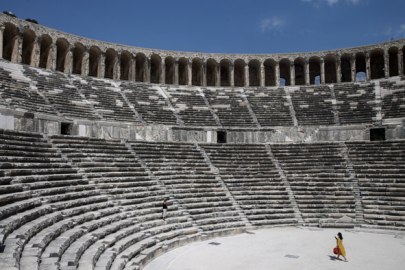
[61,123,72,135]
[217,131,227,144]
[370,128,385,141]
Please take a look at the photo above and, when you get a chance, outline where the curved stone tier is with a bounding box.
[1,14,404,88]
[0,129,404,270]
[0,58,404,143]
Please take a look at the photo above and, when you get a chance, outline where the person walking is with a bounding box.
[335,232,348,262]
[162,199,168,221]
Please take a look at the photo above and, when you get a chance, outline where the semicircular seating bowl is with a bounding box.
[1,128,405,270]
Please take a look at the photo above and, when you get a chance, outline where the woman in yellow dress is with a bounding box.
[336,232,348,262]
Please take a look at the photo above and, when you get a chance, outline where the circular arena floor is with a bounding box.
[144,227,405,270]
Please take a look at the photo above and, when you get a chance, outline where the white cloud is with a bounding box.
[400,24,405,35]
[365,23,405,39]
[260,17,286,32]
[302,0,361,7]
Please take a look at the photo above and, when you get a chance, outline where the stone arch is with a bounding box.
[355,52,366,80]
[340,53,352,83]
[150,54,161,84]
[370,48,384,79]
[21,29,36,65]
[234,59,245,87]
[294,57,306,85]
[220,59,231,87]
[55,38,69,72]
[388,47,398,77]
[88,46,101,77]
[309,56,321,85]
[72,42,85,75]
[206,58,217,86]
[120,50,131,81]
[104,48,117,79]
[279,58,291,86]
[178,57,189,85]
[136,53,147,82]
[264,59,276,86]
[192,57,203,86]
[165,56,175,85]
[324,54,337,84]
[403,46,405,76]
[248,59,260,87]
[3,23,18,62]
[39,34,52,69]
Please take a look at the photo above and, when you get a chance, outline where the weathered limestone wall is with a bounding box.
[2,108,403,143]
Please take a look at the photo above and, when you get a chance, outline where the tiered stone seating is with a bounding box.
[130,141,246,232]
[0,61,55,115]
[290,86,335,125]
[202,144,297,226]
[22,66,100,120]
[203,88,256,127]
[0,129,100,269]
[49,136,196,270]
[165,86,218,126]
[346,141,405,228]
[77,78,140,123]
[245,87,294,126]
[381,80,405,119]
[271,142,355,225]
[122,83,178,125]
[334,82,376,124]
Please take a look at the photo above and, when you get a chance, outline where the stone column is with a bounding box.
[260,63,265,87]
[202,60,207,86]
[384,50,389,78]
[336,55,341,83]
[81,46,90,76]
[113,53,121,80]
[0,25,5,58]
[129,56,136,81]
[366,51,371,81]
[187,59,192,85]
[65,45,74,74]
[230,62,234,87]
[160,62,165,84]
[350,53,356,82]
[275,61,280,87]
[216,63,221,86]
[244,64,249,87]
[98,53,105,78]
[320,58,325,84]
[145,57,150,83]
[398,50,403,76]
[290,62,295,86]
[12,34,22,63]
[18,34,23,63]
[305,58,310,85]
[174,60,179,85]
[32,36,41,67]
[50,43,57,70]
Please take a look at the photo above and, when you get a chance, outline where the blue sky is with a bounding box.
[2,0,405,54]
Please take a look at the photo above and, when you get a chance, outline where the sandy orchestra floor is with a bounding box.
[144,227,405,270]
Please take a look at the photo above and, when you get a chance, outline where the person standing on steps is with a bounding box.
[335,232,348,262]
[162,199,168,221]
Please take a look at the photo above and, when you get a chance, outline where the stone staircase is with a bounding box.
[201,143,298,227]
[265,144,304,226]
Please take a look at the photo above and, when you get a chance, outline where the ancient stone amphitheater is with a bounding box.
[0,13,405,270]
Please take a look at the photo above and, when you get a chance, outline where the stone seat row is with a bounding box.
[346,141,405,228]
[3,59,405,127]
